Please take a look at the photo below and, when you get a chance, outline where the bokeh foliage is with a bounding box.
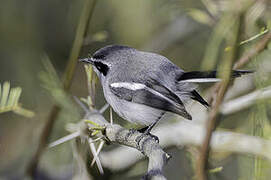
[0,0,271,179]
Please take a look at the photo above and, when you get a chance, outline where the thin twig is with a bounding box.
[63,0,97,90]
[221,85,271,115]
[208,31,271,105]
[233,31,271,69]
[197,14,242,180]
[239,29,269,46]
[26,106,60,176]
[25,0,98,176]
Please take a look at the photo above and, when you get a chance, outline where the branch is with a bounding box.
[221,85,271,115]
[107,124,169,180]
[83,111,170,180]
[197,14,242,180]
[99,120,271,172]
[233,31,271,69]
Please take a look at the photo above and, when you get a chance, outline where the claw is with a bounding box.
[148,133,159,143]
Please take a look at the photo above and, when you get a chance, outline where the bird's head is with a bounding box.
[79,45,135,78]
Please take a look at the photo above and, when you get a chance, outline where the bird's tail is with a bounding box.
[177,70,253,83]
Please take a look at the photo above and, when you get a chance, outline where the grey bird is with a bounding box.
[79,45,252,137]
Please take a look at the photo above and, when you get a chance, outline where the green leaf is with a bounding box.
[209,166,223,173]
[0,82,10,107]
[84,119,102,128]
[188,9,213,26]
[0,81,34,118]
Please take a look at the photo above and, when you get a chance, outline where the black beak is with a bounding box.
[79,57,94,64]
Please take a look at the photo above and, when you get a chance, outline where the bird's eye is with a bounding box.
[94,61,109,76]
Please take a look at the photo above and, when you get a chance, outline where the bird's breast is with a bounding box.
[102,82,165,126]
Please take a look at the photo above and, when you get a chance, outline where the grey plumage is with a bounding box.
[79,45,252,127]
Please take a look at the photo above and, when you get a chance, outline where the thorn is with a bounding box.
[48,131,80,148]
[99,103,109,114]
[91,140,105,166]
[88,136,103,144]
[110,107,113,125]
[73,96,89,113]
[88,138,104,174]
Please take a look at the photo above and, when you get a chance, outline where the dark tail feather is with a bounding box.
[190,90,209,107]
[178,70,253,82]
[231,70,254,77]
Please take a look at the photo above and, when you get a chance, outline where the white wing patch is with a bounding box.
[181,78,221,83]
[110,82,146,90]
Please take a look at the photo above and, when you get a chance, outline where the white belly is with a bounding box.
[103,85,165,126]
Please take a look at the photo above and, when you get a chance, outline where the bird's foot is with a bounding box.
[137,127,160,144]
[135,131,159,154]
[146,132,159,143]
[137,126,159,144]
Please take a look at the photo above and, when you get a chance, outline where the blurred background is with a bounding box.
[0,0,271,179]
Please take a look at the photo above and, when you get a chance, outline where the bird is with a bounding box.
[79,45,252,138]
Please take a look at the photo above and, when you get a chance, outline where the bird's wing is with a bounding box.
[109,81,192,120]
